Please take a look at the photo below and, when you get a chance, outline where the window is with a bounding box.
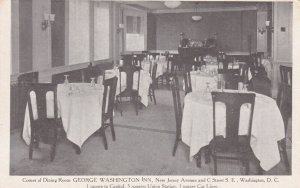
[68,0,111,65]
[124,8,146,52]
[68,0,90,65]
[94,1,110,61]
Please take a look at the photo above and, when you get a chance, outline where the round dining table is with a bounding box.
[181,90,285,171]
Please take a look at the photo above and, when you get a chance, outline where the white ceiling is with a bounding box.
[122,1,268,12]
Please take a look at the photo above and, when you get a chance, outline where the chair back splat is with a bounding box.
[277,65,292,105]
[280,65,292,86]
[277,82,292,173]
[27,83,59,161]
[212,92,255,143]
[100,76,118,150]
[183,71,192,95]
[102,77,118,117]
[210,91,256,175]
[171,76,183,156]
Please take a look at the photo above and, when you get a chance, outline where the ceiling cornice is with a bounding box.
[151,6,258,14]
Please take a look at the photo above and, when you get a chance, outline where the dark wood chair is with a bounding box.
[183,71,192,95]
[239,63,249,84]
[279,65,292,85]
[121,54,134,67]
[100,76,118,150]
[116,64,141,115]
[158,52,176,89]
[249,52,267,77]
[149,52,160,63]
[83,63,104,83]
[277,65,292,105]
[278,82,292,173]
[249,76,272,97]
[133,54,145,67]
[217,52,227,70]
[27,83,59,161]
[171,76,183,156]
[148,63,157,104]
[13,72,39,131]
[210,91,256,175]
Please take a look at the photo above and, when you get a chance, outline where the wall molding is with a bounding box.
[152,6,257,14]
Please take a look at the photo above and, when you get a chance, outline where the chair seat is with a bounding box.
[210,135,252,158]
[117,88,139,98]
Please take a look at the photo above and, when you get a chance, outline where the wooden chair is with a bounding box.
[249,52,266,77]
[83,63,104,83]
[133,54,145,67]
[278,82,292,172]
[15,72,39,130]
[279,65,292,85]
[149,52,160,63]
[121,54,134,67]
[249,76,272,97]
[158,52,176,89]
[217,51,227,70]
[183,70,192,95]
[27,83,59,161]
[210,91,256,175]
[277,65,292,105]
[148,63,157,104]
[171,76,183,156]
[100,77,118,150]
[239,63,249,83]
[116,64,141,115]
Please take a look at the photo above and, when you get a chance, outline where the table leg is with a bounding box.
[72,143,81,154]
[204,145,211,164]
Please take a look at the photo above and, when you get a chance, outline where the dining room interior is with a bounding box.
[9,0,293,175]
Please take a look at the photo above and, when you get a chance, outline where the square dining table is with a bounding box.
[23,83,104,149]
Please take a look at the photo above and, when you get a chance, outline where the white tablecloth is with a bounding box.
[141,55,168,78]
[181,90,285,171]
[105,68,152,106]
[183,71,218,91]
[261,58,273,80]
[23,83,104,148]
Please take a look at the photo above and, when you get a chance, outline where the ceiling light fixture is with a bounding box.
[191,2,202,22]
[164,1,181,9]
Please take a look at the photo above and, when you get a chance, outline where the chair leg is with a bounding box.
[152,88,157,105]
[29,133,34,160]
[172,138,179,156]
[116,97,123,116]
[101,128,108,150]
[244,159,250,175]
[34,136,39,149]
[257,164,264,175]
[50,128,57,162]
[279,139,290,172]
[195,151,202,168]
[72,143,81,154]
[148,88,153,102]
[134,97,139,115]
[212,155,218,175]
[110,118,116,141]
[204,146,211,164]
